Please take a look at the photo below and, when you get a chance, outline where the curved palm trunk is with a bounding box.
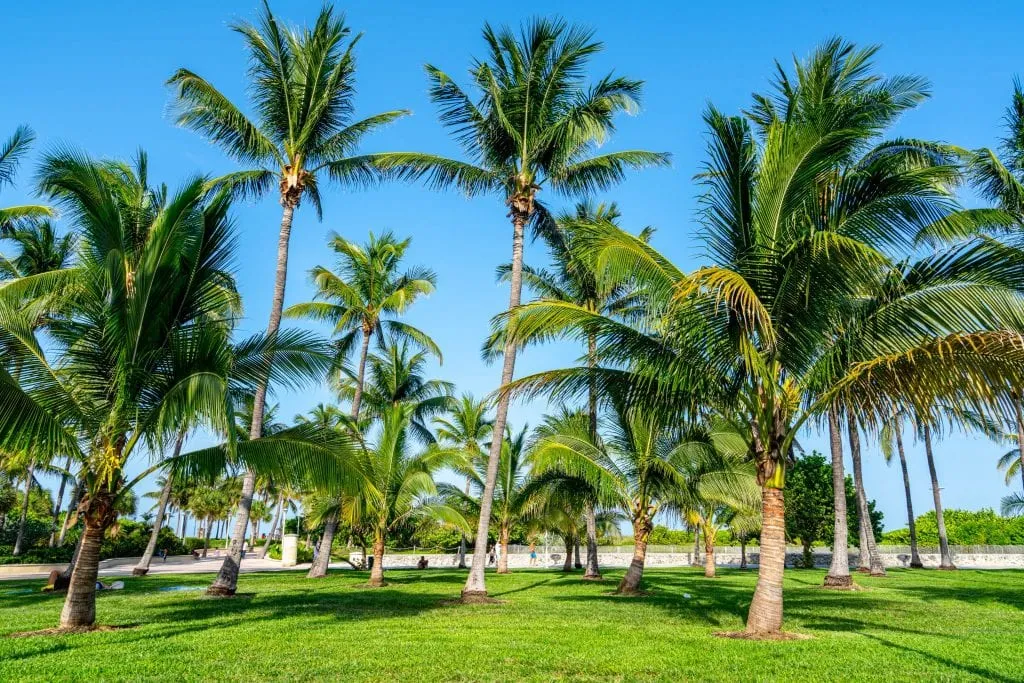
[739,537,748,569]
[351,326,372,419]
[307,513,338,578]
[12,459,36,556]
[368,532,386,587]
[616,517,651,594]
[57,480,81,548]
[692,527,701,566]
[703,525,717,578]
[923,423,955,569]
[1014,397,1024,494]
[59,488,116,629]
[210,201,295,596]
[848,421,885,576]
[134,473,174,576]
[497,526,510,574]
[48,456,73,547]
[463,211,526,599]
[825,410,852,586]
[562,535,574,572]
[582,506,601,579]
[258,494,284,560]
[893,427,923,568]
[746,484,785,634]
[583,333,602,580]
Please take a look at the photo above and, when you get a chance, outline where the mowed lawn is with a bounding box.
[1,567,1022,681]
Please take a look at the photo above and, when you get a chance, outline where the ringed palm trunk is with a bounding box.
[463,207,527,599]
[746,478,786,635]
[562,535,574,572]
[307,513,338,578]
[703,525,717,578]
[12,458,36,556]
[825,410,852,586]
[848,421,885,576]
[351,325,372,419]
[617,516,651,594]
[583,333,602,580]
[258,494,284,560]
[923,423,955,569]
[48,456,73,547]
[893,427,923,568]
[368,531,386,587]
[209,198,296,596]
[59,487,116,629]
[497,525,510,574]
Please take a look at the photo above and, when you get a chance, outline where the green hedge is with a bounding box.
[882,509,1024,546]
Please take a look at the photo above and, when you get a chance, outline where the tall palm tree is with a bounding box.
[0,149,336,628]
[434,393,494,568]
[168,2,413,596]
[880,410,924,568]
[133,430,187,575]
[0,126,52,232]
[378,18,668,599]
[285,230,439,419]
[489,201,647,579]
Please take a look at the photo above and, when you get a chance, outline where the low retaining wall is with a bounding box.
[0,554,205,578]
[350,548,1024,571]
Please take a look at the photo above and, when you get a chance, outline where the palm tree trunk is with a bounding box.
[746,483,786,634]
[617,517,651,594]
[12,458,36,556]
[351,326,372,419]
[202,517,213,558]
[1014,397,1024,494]
[740,536,748,569]
[923,423,955,569]
[308,513,338,578]
[497,525,510,574]
[893,426,923,568]
[703,525,716,578]
[210,201,296,596]
[48,456,73,547]
[825,410,852,587]
[258,494,284,560]
[57,480,82,548]
[692,526,701,566]
[457,534,467,569]
[848,421,885,576]
[562,535,574,572]
[368,532,386,587]
[462,210,526,600]
[583,332,602,580]
[574,536,582,569]
[134,476,174,576]
[59,488,116,629]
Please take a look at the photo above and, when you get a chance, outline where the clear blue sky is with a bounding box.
[3,0,1021,531]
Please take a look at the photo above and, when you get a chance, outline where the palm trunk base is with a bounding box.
[937,563,957,571]
[823,574,854,588]
[581,571,603,581]
[909,561,924,569]
[131,567,149,577]
[206,586,236,597]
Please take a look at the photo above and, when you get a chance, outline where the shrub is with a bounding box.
[882,509,1024,546]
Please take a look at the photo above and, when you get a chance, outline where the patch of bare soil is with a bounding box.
[8,624,139,638]
[714,630,812,641]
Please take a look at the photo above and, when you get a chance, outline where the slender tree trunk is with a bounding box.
[692,527,701,566]
[562,536,574,572]
[825,410,852,587]
[62,530,85,582]
[134,477,174,575]
[368,532,386,587]
[463,210,526,599]
[307,513,338,578]
[259,494,284,560]
[574,536,582,569]
[48,456,73,547]
[209,201,295,596]
[849,421,885,576]
[583,333,602,580]
[740,537,748,569]
[12,459,36,556]
[58,480,82,548]
[703,526,717,578]
[746,484,786,634]
[202,517,212,558]
[857,507,870,572]
[1015,397,1024,494]
[893,426,923,568]
[351,326,372,419]
[923,423,955,569]
[496,526,510,574]
[617,517,651,594]
[59,488,116,629]
[458,477,469,569]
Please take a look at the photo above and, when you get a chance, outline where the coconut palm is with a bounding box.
[168,2,415,596]
[880,410,924,568]
[434,393,494,568]
[133,431,187,575]
[0,126,52,233]
[285,230,439,419]
[377,18,668,599]
[0,149,337,628]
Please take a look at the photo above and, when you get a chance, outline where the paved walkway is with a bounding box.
[0,557,358,582]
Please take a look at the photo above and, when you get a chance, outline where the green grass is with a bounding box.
[1,567,1022,681]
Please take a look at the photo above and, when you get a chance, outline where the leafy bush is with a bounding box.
[266,542,313,563]
[882,509,1024,546]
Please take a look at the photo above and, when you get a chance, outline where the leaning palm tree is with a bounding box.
[0,149,336,628]
[434,393,494,568]
[133,430,187,576]
[0,126,52,232]
[168,2,413,596]
[378,18,669,600]
[880,410,924,568]
[285,230,439,419]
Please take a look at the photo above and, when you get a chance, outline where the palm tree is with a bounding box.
[168,2,413,596]
[133,431,187,576]
[880,410,924,568]
[354,403,465,587]
[489,201,647,579]
[434,393,494,568]
[0,149,334,628]
[285,230,439,419]
[378,18,668,599]
[0,126,52,232]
